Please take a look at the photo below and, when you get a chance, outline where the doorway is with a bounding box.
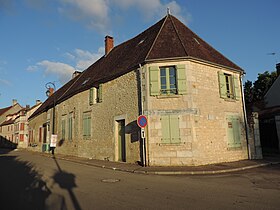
[117,119,126,162]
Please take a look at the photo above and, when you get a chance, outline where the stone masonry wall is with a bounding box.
[54,70,141,163]
[144,60,248,166]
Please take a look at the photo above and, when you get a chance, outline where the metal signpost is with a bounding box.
[137,115,147,166]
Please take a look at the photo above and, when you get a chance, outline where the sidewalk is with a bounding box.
[38,151,280,175]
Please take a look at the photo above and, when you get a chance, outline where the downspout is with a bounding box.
[240,74,251,159]
[139,64,147,166]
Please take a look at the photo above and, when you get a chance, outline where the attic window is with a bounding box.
[82,78,90,85]
[193,37,200,45]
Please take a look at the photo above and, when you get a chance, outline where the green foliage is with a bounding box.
[244,71,277,104]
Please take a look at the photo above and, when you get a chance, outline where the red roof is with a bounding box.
[30,14,243,119]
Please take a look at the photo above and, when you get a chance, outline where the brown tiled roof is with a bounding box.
[30,14,243,119]
[0,106,12,116]
[0,118,15,126]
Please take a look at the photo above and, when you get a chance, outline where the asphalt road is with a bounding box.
[0,149,279,210]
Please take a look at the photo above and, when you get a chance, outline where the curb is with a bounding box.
[42,152,280,176]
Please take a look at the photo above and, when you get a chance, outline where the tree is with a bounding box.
[244,71,277,106]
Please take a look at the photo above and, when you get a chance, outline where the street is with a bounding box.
[0,149,279,210]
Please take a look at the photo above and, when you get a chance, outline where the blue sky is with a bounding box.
[0,0,279,108]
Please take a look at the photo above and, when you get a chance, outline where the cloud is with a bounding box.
[115,0,187,22]
[38,60,75,84]
[58,0,110,32]
[26,65,38,72]
[27,47,104,84]
[57,0,189,32]
[0,78,12,86]
[74,47,104,70]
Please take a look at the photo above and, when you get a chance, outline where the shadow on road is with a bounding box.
[0,148,51,210]
[52,155,82,210]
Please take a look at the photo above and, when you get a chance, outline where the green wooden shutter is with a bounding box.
[89,88,93,105]
[232,117,241,147]
[83,116,87,136]
[233,75,241,100]
[87,116,91,137]
[149,66,160,96]
[176,64,187,95]
[170,115,180,143]
[161,115,170,143]
[227,116,241,147]
[97,84,102,103]
[227,116,235,147]
[218,71,227,99]
[62,119,65,139]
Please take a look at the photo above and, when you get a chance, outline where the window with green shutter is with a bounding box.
[68,113,73,140]
[227,115,241,148]
[89,84,103,105]
[89,88,94,105]
[83,113,91,139]
[218,71,240,100]
[160,115,180,144]
[97,84,102,103]
[61,119,66,140]
[149,65,187,96]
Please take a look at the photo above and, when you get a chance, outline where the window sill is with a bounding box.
[227,146,242,150]
[156,95,180,99]
[223,98,237,102]
[157,142,185,146]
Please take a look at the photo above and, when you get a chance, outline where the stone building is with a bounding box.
[0,100,22,147]
[28,14,249,166]
[259,63,280,152]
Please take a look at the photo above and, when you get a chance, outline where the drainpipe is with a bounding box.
[240,74,251,159]
[139,64,147,167]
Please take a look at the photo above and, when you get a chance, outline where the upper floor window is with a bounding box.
[218,71,240,100]
[149,64,187,96]
[89,84,103,105]
[160,66,177,95]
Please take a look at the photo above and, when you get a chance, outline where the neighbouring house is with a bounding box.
[0,100,22,148]
[259,63,280,152]
[15,100,42,148]
[0,100,42,148]
[28,14,249,166]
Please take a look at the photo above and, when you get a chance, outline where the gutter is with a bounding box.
[241,74,251,159]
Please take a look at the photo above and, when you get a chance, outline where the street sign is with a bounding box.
[137,115,148,128]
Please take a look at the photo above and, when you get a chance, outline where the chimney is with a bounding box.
[12,99,17,106]
[105,35,114,55]
[72,71,81,79]
[276,63,280,77]
[36,100,41,105]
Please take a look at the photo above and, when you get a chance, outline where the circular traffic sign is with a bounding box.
[137,115,148,128]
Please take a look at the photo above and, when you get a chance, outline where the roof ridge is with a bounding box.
[169,15,188,56]
[144,15,168,61]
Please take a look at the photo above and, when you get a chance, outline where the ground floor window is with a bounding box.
[160,115,180,144]
[83,112,91,139]
[227,115,241,148]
